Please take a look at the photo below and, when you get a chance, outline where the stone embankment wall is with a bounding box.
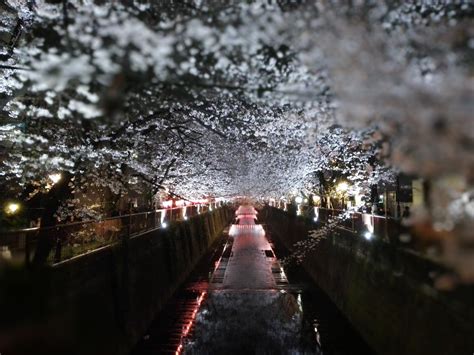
[0,207,231,355]
[261,207,474,355]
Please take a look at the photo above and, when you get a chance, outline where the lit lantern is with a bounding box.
[336,182,349,193]
[162,200,173,208]
[5,202,20,215]
[160,209,167,228]
[48,173,62,185]
[313,207,319,222]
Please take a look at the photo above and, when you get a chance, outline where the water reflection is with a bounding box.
[133,214,374,355]
[183,290,322,354]
[181,205,322,354]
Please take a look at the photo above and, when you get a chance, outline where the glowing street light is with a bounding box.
[5,202,20,215]
[336,182,350,210]
[313,207,319,222]
[160,209,167,228]
[295,196,303,216]
[49,173,62,185]
[162,200,173,208]
[336,182,349,193]
[364,231,373,240]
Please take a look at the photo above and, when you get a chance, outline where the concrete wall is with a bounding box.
[261,207,474,355]
[0,207,231,355]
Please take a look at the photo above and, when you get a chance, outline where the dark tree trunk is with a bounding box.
[422,179,432,209]
[370,184,378,204]
[33,172,73,266]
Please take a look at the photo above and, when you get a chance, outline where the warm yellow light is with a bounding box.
[337,182,349,193]
[5,202,20,215]
[49,173,62,184]
[312,195,321,203]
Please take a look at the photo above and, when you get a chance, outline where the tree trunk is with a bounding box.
[33,172,72,266]
[422,179,432,209]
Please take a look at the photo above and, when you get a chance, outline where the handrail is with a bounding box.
[317,206,399,221]
[0,203,225,265]
[1,204,212,234]
[272,205,409,247]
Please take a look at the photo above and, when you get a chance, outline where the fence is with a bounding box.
[0,203,222,265]
[286,205,408,247]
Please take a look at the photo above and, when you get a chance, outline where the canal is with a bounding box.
[132,206,375,355]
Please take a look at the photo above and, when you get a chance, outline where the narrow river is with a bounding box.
[132,206,375,355]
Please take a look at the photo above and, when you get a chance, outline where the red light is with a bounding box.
[162,200,173,208]
[174,291,207,355]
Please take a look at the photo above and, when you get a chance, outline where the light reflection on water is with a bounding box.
[270,243,376,355]
[183,290,322,355]
[133,221,374,355]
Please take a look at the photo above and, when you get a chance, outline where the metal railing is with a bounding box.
[312,207,402,243]
[276,204,408,246]
[0,203,222,265]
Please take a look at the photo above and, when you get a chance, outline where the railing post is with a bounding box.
[25,232,31,266]
[54,229,62,263]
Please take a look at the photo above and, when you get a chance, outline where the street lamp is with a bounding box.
[5,202,20,215]
[336,182,349,209]
[336,182,349,193]
[364,231,373,240]
[160,209,167,228]
[49,173,62,185]
[295,196,303,216]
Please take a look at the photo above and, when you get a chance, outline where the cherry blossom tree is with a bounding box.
[1,1,473,280]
